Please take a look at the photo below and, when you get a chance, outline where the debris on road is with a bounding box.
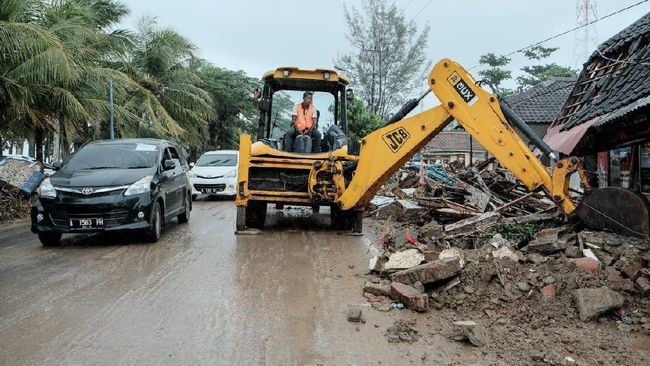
[0,158,45,222]
[385,320,418,343]
[347,306,364,323]
[450,320,489,347]
[363,161,649,364]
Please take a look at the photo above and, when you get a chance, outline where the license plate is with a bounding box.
[69,218,104,229]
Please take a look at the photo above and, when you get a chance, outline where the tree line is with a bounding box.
[0,0,259,161]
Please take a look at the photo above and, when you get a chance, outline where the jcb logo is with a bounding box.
[382,127,410,153]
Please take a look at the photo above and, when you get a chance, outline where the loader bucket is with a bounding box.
[574,187,650,238]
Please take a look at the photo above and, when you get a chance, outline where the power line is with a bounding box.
[413,0,433,19]
[398,0,415,17]
[469,0,649,70]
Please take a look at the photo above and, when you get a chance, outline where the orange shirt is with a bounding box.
[293,102,317,131]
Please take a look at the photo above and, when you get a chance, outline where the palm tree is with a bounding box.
[117,17,213,145]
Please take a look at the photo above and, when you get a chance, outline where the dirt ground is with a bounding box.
[0,200,488,366]
[1,200,647,365]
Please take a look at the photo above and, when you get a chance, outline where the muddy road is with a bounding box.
[0,200,481,365]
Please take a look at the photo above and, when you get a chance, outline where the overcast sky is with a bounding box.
[121,0,649,109]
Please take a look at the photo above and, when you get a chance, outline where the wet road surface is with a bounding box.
[0,200,479,365]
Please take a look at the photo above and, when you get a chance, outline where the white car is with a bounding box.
[189,150,238,200]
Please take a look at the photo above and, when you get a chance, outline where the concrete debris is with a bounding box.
[363,282,392,297]
[574,286,625,321]
[346,307,363,323]
[418,220,444,241]
[368,255,383,272]
[488,233,509,248]
[390,258,462,285]
[439,247,465,268]
[395,200,428,222]
[384,249,425,270]
[527,227,576,254]
[389,282,428,312]
[444,211,501,236]
[385,320,418,343]
[451,320,489,347]
[636,276,650,295]
[0,158,46,222]
[492,246,520,262]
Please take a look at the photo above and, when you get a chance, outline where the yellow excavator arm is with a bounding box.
[236,58,649,237]
[338,59,588,214]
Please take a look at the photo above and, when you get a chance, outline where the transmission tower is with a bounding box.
[574,0,599,66]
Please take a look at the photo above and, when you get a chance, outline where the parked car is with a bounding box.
[188,150,238,200]
[31,138,192,246]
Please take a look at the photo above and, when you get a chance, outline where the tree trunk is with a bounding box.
[35,128,44,162]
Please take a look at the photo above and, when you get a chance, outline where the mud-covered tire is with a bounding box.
[236,206,247,232]
[246,201,267,229]
[177,193,191,223]
[331,205,351,230]
[146,202,163,243]
[331,206,363,232]
[38,232,62,247]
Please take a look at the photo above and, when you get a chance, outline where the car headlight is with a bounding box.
[124,175,153,196]
[187,170,195,178]
[38,178,57,198]
[225,169,237,178]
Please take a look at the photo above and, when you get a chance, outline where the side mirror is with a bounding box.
[189,162,195,168]
[252,87,262,100]
[164,159,176,170]
[52,161,63,171]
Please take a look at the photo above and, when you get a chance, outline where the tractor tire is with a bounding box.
[245,201,267,229]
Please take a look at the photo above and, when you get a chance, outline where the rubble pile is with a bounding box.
[0,158,44,222]
[363,163,650,364]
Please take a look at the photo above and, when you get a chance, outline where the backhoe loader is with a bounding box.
[235,59,650,237]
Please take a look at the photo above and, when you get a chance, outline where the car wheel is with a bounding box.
[178,194,191,223]
[38,232,62,247]
[146,202,163,243]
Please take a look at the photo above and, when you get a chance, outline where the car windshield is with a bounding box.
[196,154,237,167]
[65,143,159,170]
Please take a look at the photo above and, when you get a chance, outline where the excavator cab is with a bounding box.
[255,67,351,152]
[236,67,363,232]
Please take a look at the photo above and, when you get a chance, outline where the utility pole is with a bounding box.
[574,0,598,66]
[109,80,115,139]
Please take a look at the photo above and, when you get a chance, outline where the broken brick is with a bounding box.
[390,282,428,312]
[540,284,556,300]
[574,257,601,274]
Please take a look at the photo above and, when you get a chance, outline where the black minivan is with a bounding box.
[31,139,192,246]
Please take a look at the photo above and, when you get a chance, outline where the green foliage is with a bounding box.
[346,98,382,141]
[0,0,263,161]
[336,0,431,118]
[269,92,293,140]
[478,53,513,96]
[522,45,558,61]
[477,46,578,96]
[194,62,260,150]
[516,64,578,92]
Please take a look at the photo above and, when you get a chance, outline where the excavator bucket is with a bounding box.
[574,187,650,238]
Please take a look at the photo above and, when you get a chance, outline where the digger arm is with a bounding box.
[337,58,585,213]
